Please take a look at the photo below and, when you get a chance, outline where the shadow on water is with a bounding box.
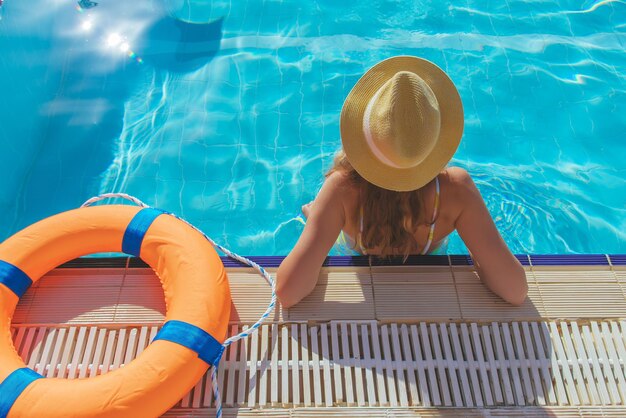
[137,16,224,73]
[0,1,224,239]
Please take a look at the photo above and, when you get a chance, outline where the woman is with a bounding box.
[276,56,527,308]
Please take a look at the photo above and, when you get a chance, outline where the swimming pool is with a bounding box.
[0,0,624,255]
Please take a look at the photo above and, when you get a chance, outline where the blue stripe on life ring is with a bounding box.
[152,320,224,366]
[0,368,43,418]
[122,208,166,257]
[0,260,33,298]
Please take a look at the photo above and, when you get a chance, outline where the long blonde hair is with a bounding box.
[326,150,427,257]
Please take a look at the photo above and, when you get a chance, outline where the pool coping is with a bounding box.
[57,254,626,268]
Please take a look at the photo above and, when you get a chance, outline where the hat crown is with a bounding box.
[364,71,441,169]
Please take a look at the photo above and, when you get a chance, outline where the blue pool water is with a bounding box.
[0,1,624,255]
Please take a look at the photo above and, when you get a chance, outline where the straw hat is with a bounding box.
[340,56,464,191]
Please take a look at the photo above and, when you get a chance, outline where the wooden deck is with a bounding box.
[10,258,626,417]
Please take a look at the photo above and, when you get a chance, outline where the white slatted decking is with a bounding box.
[9,262,626,416]
[9,321,626,410]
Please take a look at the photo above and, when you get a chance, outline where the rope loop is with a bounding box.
[81,193,149,208]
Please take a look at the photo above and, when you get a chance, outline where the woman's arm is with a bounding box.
[450,168,528,306]
[276,173,346,308]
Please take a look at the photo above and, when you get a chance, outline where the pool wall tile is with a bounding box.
[450,255,472,265]
[529,254,609,266]
[221,256,285,268]
[60,257,129,268]
[58,254,626,269]
[323,256,371,267]
[368,255,449,266]
[609,255,626,266]
[450,254,530,266]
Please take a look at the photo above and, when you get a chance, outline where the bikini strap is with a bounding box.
[357,206,367,254]
[431,176,440,223]
[421,176,440,255]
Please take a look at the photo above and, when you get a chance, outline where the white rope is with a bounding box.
[81,193,276,417]
[81,193,149,208]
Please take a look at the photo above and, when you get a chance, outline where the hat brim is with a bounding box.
[340,56,464,191]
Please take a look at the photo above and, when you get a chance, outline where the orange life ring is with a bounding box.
[0,205,231,417]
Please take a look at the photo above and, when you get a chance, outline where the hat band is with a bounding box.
[362,89,404,169]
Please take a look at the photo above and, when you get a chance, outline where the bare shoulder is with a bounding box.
[324,170,354,191]
[440,167,480,202]
[318,170,358,205]
[442,166,473,187]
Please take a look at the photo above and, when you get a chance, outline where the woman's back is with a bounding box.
[334,170,440,256]
[323,166,481,256]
